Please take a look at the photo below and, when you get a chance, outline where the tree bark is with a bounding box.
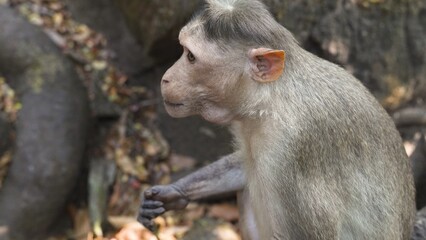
[393,107,426,127]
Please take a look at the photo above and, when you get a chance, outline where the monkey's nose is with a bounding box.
[162,79,170,84]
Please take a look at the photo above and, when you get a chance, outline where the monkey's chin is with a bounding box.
[164,103,192,118]
[200,106,234,125]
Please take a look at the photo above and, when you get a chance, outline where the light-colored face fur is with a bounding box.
[161,20,286,125]
[161,22,245,124]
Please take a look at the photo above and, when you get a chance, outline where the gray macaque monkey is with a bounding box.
[138,0,415,239]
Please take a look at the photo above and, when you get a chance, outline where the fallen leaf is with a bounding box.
[114,222,156,240]
[0,151,12,168]
[404,141,416,157]
[73,25,91,43]
[0,226,8,235]
[169,154,196,172]
[213,224,241,240]
[28,12,43,25]
[109,216,139,229]
[72,209,91,238]
[208,203,239,222]
[92,61,108,71]
[44,29,67,48]
[52,13,63,27]
[184,203,206,222]
[160,226,189,240]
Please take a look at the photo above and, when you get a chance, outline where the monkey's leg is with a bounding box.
[138,152,245,230]
[237,189,260,240]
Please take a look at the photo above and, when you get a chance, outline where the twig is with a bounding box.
[393,107,426,127]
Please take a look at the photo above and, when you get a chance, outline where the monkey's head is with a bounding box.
[161,0,288,124]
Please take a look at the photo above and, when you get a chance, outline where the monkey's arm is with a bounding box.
[174,151,245,199]
[138,152,244,229]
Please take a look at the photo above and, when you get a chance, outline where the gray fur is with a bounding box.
[196,0,415,239]
[198,0,290,49]
[140,0,416,239]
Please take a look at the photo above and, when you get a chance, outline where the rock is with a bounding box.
[113,0,202,67]
[0,6,90,239]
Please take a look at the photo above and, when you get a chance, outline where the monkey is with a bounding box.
[138,0,416,239]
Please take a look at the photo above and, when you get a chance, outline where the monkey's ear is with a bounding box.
[249,48,285,83]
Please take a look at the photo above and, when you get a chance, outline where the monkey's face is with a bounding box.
[161,23,285,125]
[161,28,243,125]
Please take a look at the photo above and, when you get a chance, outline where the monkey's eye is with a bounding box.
[187,51,196,63]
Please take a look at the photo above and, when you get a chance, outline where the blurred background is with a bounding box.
[0,0,425,239]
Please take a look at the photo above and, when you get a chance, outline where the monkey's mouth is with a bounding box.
[164,100,184,108]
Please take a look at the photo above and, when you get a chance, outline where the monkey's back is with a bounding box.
[244,51,416,239]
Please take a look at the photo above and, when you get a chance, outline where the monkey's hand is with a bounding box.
[138,184,189,231]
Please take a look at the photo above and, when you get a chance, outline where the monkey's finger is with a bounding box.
[139,207,166,219]
[137,216,155,231]
[142,200,164,209]
[144,187,160,198]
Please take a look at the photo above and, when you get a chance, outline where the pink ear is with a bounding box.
[249,48,286,83]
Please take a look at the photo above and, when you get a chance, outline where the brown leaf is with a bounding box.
[72,209,91,238]
[404,141,416,157]
[0,226,8,235]
[184,203,206,222]
[207,203,239,222]
[160,226,189,240]
[52,13,63,27]
[113,222,156,240]
[213,224,241,240]
[73,25,91,43]
[44,29,66,48]
[169,154,196,172]
[108,216,137,229]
